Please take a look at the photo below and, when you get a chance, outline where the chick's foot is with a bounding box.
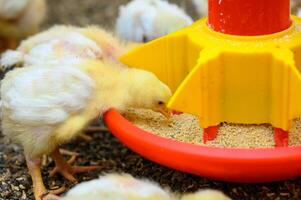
[49,148,100,183]
[41,187,65,200]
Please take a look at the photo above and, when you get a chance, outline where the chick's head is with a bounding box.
[128,69,172,118]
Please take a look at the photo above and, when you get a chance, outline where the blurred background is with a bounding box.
[44,0,198,29]
[44,0,300,30]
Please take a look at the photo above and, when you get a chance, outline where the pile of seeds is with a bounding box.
[123,108,301,148]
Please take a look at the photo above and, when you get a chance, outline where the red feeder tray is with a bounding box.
[104,109,301,183]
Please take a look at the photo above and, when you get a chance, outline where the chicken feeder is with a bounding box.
[105,0,301,183]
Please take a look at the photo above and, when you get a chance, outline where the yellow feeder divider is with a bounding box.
[120,17,301,131]
[120,27,202,93]
[169,48,301,130]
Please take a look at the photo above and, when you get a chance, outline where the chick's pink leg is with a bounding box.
[25,155,64,200]
[49,148,100,182]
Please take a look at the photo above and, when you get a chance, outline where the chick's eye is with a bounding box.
[158,101,164,105]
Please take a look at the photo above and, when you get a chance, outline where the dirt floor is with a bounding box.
[1,0,301,200]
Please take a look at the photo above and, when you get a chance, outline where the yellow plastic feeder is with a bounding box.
[105,0,301,183]
[119,0,301,147]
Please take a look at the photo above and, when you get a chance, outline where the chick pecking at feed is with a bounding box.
[115,0,193,43]
[61,173,231,200]
[1,57,172,200]
[0,26,134,141]
[0,0,46,52]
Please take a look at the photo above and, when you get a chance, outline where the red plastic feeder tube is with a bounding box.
[208,0,291,36]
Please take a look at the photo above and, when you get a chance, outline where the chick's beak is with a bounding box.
[154,105,172,119]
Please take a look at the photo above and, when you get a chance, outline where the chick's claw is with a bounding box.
[49,149,100,183]
[49,164,100,183]
[41,194,60,200]
[49,164,77,183]
[41,187,66,200]
[49,154,77,182]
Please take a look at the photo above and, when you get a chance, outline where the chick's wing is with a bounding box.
[1,66,95,125]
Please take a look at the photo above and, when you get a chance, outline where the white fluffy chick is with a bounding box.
[0,26,127,71]
[116,0,193,42]
[191,0,207,17]
[1,60,172,200]
[0,0,46,50]
[181,190,231,200]
[62,173,174,200]
[61,173,231,200]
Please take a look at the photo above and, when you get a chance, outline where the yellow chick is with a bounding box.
[62,173,174,200]
[0,25,128,72]
[1,59,172,200]
[0,25,139,141]
[0,0,46,51]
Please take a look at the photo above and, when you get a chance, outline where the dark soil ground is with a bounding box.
[1,1,301,200]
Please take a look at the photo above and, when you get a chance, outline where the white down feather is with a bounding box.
[1,66,95,125]
[116,0,193,42]
[24,32,102,66]
[0,29,103,69]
